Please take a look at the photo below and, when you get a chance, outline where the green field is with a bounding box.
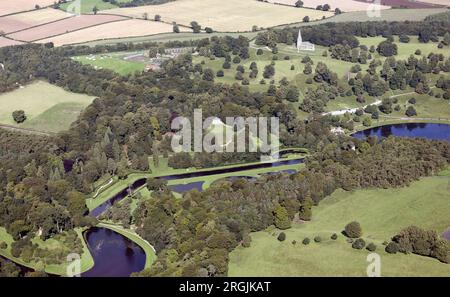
[72,53,146,75]
[59,0,130,14]
[0,81,95,133]
[229,175,450,276]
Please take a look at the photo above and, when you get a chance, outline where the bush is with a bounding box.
[314,236,322,243]
[242,234,251,248]
[405,106,417,117]
[385,241,399,254]
[216,70,224,77]
[232,56,241,64]
[408,97,416,104]
[12,110,26,123]
[331,233,338,240]
[277,232,286,242]
[352,238,366,249]
[292,240,297,245]
[344,221,362,238]
[366,242,377,252]
[256,49,264,55]
[302,238,310,245]
[0,242,7,249]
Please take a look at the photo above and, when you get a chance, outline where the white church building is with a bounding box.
[296,29,315,52]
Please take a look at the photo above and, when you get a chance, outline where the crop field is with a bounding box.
[39,19,188,46]
[268,0,391,12]
[0,81,95,133]
[0,37,24,47]
[7,14,128,42]
[417,0,450,5]
[0,8,72,34]
[229,175,450,276]
[104,0,334,32]
[0,0,57,16]
[356,0,447,8]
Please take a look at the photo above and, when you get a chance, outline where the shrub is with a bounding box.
[314,236,322,243]
[12,110,26,123]
[344,221,362,238]
[408,97,416,104]
[292,240,297,245]
[385,241,399,254]
[302,238,310,245]
[216,70,224,77]
[331,233,338,240]
[366,242,377,252]
[242,234,251,248]
[256,49,264,55]
[352,238,366,249]
[405,106,417,117]
[277,232,286,242]
[233,56,241,64]
[0,242,7,249]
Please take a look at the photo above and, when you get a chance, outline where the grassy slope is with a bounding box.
[0,81,95,133]
[229,175,450,276]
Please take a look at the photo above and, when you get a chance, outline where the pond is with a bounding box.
[82,227,146,277]
[352,123,450,142]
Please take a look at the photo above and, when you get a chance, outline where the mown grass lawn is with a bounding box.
[0,81,94,133]
[72,53,145,76]
[229,175,450,276]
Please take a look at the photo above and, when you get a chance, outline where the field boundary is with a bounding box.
[0,123,54,136]
[3,15,76,35]
[29,18,131,43]
[0,4,56,18]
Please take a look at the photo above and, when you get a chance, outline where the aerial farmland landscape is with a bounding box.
[0,0,449,286]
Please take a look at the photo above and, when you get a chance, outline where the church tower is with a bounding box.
[297,29,302,52]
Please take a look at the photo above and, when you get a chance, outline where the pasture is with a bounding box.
[104,0,334,32]
[39,19,186,46]
[8,14,127,42]
[0,8,72,34]
[229,175,450,276]
[0,0,57,16]
[59,0,120,14]
[0,81,95,133]
[267,0,391,12]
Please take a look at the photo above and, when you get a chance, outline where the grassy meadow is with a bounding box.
[59,0,128,14]
[229,175,450,276]
[0,81,95,133]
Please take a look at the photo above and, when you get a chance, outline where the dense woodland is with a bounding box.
[0,17,449,275]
